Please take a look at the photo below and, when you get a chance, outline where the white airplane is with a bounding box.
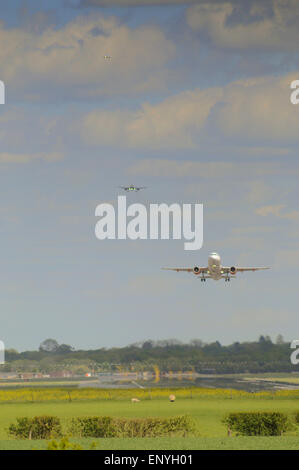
[162,252,270,282]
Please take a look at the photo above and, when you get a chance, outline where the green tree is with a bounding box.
[39,339,59,353]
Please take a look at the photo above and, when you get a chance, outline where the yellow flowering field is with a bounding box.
[0,386,298,403]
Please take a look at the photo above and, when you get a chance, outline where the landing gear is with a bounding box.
[225,275,230,282]
[201,275,206,282]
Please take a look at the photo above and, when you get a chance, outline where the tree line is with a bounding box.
[0,335,297,375]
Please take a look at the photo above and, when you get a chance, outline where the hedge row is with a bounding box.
[9,411,297,439]
[69,415,196,438]
[223,412,290,436]
[8,414,195,439]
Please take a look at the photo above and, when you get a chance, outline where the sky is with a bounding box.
[0,0,299,351]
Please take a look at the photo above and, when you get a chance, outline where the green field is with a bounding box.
[1,436,299,450]
[1,393,299,449]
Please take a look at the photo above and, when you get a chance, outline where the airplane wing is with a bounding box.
[222,267,270,273]
[162,267,208,273]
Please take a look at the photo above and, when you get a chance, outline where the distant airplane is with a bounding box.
[119,184,146,192]
[163,252,270,282]
[103,55,112,59]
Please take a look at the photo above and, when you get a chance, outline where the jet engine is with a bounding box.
[193,267,200,275]
[230,266,236,275]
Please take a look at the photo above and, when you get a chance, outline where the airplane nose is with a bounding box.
[210,254,220,264]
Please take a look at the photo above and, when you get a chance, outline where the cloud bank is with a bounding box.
[186,0,299,50]
[0,15,175,99]
[78,71,299,149]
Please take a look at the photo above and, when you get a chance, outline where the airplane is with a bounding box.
[118,184,146,192]
[162,252,270,282]
[103,55,112,59]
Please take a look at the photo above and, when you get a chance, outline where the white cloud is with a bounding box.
[215,73,299,142]
[255,204,286,217]
[186,0,299,50]
[79,70,299,149]
[80,87,223,148]
[255,205,299,221]
[246,181,275,204]
[0,15,175,98]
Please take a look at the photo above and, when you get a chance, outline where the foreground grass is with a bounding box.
[1,394,299,449]
[1,436,299,450]
[1,398,299,438]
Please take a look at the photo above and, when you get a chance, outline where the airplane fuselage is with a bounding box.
[208,252,223,280]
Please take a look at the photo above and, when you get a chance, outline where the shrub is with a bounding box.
[69,416,116,438]
[114,415,195,438]
[47,438,97,450]
[223,412,289,436]
[8,415,61,439]
[69,414,195,438]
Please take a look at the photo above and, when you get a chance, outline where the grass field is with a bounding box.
[1,393,299,449]
[1,436,299,450]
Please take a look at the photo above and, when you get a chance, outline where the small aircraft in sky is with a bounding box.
[103,55,112,59]
[118,184,147,192]
[163,252,270,282]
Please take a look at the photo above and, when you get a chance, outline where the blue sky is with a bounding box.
[0,0,299,351]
